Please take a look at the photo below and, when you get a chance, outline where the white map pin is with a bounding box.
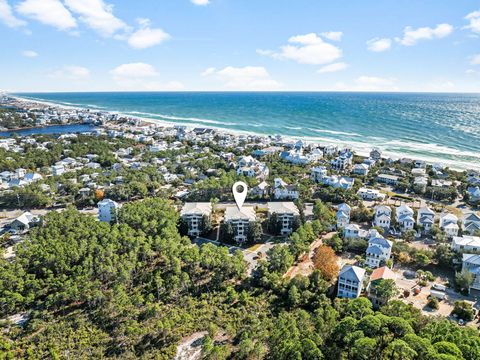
[232,181,248,210]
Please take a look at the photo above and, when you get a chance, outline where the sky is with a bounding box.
[0,0,479,92]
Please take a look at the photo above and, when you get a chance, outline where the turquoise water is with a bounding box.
[0,124,97,137]
[14,92,480,170]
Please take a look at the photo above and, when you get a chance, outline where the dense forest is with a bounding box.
[0,198,479,359]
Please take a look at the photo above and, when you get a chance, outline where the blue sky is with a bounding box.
[0,0,479,92]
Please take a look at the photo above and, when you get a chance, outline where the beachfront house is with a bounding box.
[374,205,392,230]
[311,166,328,182]
[463,212,480,235]
[180,202,213,237]
[365,237,393,268]
[337,265,366,299]
[323,145,338,157]
[224,206,257,244]
[440,213,460,237]
[98,199,119,223]
[396,205,415,232]
[417,207,435,233]
[370,148,382,160]
[331,152,353,171]
[267,202,300,236]
[352,163,369,176]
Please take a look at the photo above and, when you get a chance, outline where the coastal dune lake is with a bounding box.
[16,92,480,170]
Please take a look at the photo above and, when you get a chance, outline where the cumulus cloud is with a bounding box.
[0,0,26,28]
[464,10,480,34]
[367,38,392,52]
[50,65,90,80]
[396,23,453,46]
[110,62,183,90]
[127,18,170,49]
[469,54,480,65]
[22,50,38,57]
[259,33,342,65]
[191,0,210,5]
[64,0,127,37]
[320,31,343,41]
[202,66,282,90]
[317,62,348,74]
[17,0,77,31]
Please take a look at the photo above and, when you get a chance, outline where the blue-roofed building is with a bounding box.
[337,265,366,299]
[365,237,393,268]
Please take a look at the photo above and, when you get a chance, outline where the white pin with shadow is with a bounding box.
[232,181,248,210]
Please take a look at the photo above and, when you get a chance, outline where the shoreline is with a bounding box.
[8,94,478,171]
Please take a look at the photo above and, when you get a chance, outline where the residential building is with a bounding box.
[337,265,366,299]
[180,202,213,237]
[461,254,480,296]
[357,188,386,201]
[273,177,299,200]
[452,235,480,253]
[224,206,256,244]
[251,181,269,197]
[9,212,39,231]
[367,266,397,308]
[440,213,459,237]
[467,186,480,204]
[331,152,353,170]
[374,205,391,229]
[267,202,300,235]
[396,205,415,232]
[417,207,435,233]
[353,163,369,176]
[98,199,119,223]
[365,237,393,268]
[310,166,327,182]
[377,174,399,186]
[51,164,65,176]
[463,212,480,235]
[370,147,382,160]
[336,203,351,229]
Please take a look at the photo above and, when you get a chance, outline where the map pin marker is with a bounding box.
[232,181,248,210]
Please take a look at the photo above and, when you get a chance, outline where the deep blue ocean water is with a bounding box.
[0,124,97,137]
[14,92,480,169]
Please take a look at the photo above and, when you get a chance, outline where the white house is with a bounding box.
[357,188,386,201]
[51,164,65,176]
[461,254,480,296]
[98,199,119,223]
[463,212,480,235]
[251,181,269,197]
[180,202,212,237]
[353,163,369,176]
[224,206,257,244]
[377,174,400,186]
[365,237,393,268]
[336,203,351,229]
[236,156,269,180]
[331,152,353,171]
[452,235,480,253]
[9,212,39,231]
[396,205,415,232]
[417,207,435,233]
[323,145,338,157]
[267,202,300,235]
[440,213,459,237]
[337,265,366,299]
[370,148,382,160]
[273,178,299,200]
[467,186,480,203]
[311,166,327,183]
[374,205,391,229]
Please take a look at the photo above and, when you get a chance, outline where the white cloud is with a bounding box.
[464,10,480,34]
[64,0,127,37]
[17,0,77,31]
[317,62,348,74]
[469,54,480,65]
[466,69,480,75]
[202,66,282,90]
[259,33,342,65]
[320,31,343,41]
[396,23,453,46]
[110,62,182,90]
[191,0,210,5]
[22,50,38,57]
[354,76,397,91]
[0,0,26,28]
[367,38,392,52]
[127,18,170,49]
[50,65,90,80]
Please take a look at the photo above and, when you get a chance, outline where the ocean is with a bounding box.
[14,92,480,170]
